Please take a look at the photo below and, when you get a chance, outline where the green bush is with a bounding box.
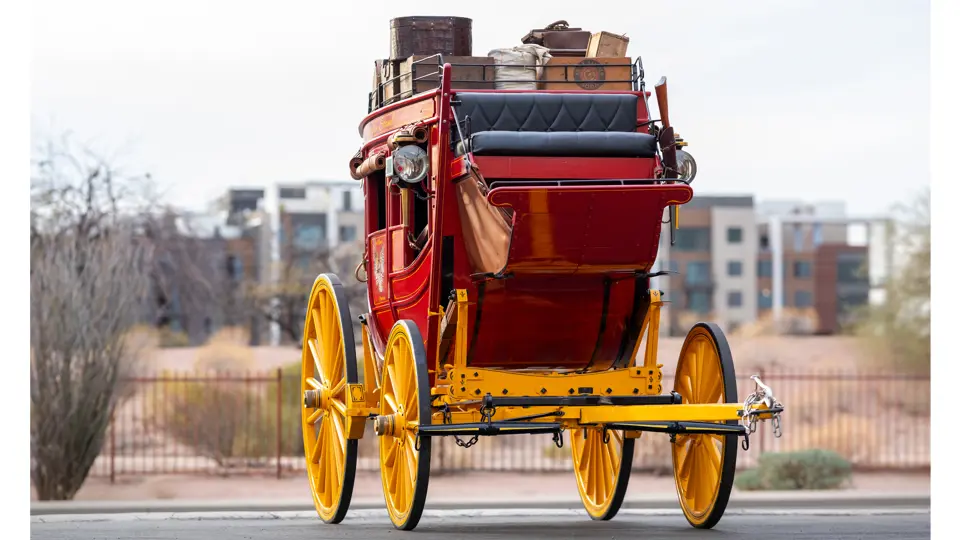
[733,468,765,491]
[735,449,853,491]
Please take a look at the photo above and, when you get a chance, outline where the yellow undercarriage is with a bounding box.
[344,288,768,439]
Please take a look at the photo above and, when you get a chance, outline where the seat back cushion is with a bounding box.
[456,92,639,134]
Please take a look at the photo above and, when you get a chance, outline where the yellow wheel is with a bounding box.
[377,320,431,531]
[571,427,635,520]
[672,322,738,529]
[301,274,358,524]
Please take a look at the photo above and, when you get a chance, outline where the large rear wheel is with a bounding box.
[301,274,358,524]
[377,321,432,531]
[571,427,635,520]
[671,322,738,529]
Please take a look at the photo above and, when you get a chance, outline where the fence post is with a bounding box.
[276,368,283,480]
[109,409,116,484]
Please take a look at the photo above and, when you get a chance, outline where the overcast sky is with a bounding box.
[32,0,929,216]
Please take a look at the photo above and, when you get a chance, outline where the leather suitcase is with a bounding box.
[521,20,591,50]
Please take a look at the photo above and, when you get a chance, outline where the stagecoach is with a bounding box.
[298,26,785,531]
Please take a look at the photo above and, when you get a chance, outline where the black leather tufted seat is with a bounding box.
[454,92,657,158]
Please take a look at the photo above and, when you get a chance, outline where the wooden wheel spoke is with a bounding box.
[310,420,325,463]
[312,308,322,342]
[384,391,399,414]
[579,433,592,472]
[306,409,323,424]
[388,445,401,495]
[308,340,326,386]
[330,378,346,398]
[678,375,694,402]
[387,365,401,399]
[694,340,705,400]
[331,397,347,417]
[331,411,347,452]
[703,371,723,404]
[306,377,322,390]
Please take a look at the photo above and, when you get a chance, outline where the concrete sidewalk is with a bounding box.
[31,471,929,516]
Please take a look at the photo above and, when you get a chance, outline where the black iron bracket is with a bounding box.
[476,392,682,408]
[606,421,746,436]
[418,421,562,437]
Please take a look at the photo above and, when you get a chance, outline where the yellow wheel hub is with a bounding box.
[300,274,358,524]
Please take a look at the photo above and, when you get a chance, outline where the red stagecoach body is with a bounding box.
[301,27,785,531]
[356,62,690,375]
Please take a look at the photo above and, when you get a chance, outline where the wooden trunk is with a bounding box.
[538,57,634,91]
[586,32,630,58]
[390,16,472,59]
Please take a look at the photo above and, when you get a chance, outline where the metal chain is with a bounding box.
[740,375,784,438]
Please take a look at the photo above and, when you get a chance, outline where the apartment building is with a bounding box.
[656,196,889,337]
[655,195,758,336]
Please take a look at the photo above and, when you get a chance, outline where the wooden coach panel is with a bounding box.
[360,97,436,141]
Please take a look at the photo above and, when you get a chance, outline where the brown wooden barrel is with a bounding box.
[390,16,472,59]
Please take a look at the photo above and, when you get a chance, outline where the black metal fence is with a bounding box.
[88,369,930,481]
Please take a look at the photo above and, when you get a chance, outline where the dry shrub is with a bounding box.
[194,328,255,372]
[160,375,273,466]
[157,327,191,348]
[159,331,270,466]
[803,414,881,465]
[732,308,819,338]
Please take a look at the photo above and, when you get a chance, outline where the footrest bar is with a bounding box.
[418,422,562,437]
[607,421,746,435]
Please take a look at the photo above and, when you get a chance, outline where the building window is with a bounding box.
[793,224,804,251]
[688,291,711,314]
[226,255,243,280]
[793,260,812,278]
[812,224,823,247]
[279,187,306,199]
[293,224,325,250]
[674,227,711,252]
[339,225,357,242]
[727,227,743,244]
[794,290,813,308]
[727,260,743,277]
[685,261,711,285]
[343,190,352,211]
[838,256,867,283]
[759,233,769,252]
[728,290,743,307]
[758,290,772,309]
[757,260,773,278]
[668,260,680,274]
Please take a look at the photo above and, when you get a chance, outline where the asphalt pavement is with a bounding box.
[31,508,931,540]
